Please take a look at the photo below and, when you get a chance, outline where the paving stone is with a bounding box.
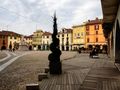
[26,83,39,90]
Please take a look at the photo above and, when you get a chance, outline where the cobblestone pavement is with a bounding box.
[0,51,120,90]
[0,51,7,59]
[0,51,77,90]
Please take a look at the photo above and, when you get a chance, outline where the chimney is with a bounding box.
[96,17,98,20]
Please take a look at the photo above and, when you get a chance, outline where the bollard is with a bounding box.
[45,68,49,73]
[26,83,39,90]
[38,73,48,81]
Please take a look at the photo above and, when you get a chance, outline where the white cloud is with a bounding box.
[43,0,71,15]
[0,0,103,35]
[72,0,103,25]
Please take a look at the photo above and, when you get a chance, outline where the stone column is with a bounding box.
[115,20,120,63]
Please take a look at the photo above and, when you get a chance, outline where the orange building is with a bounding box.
[85,18,107,50]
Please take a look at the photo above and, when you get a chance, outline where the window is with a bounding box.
[78,33,80,37]
[47,41,49,44]
[95,25,99,30]
[62,29,64,33]
[66,37,69,41]
[96,31,98,35]
[67,34,68,37]
[87,38,89,42]
[74,33,76,38]
[14,37,16,39]
[96,38,98,42]
[86,32,89,35]
[3,36,5,39]
[62,34,64,37]
[3,40,5,44]
[86,25,89,31]
[81,32,83,36]
[62,38,64,44]
[10,36,12,39]
[47,36,49,38]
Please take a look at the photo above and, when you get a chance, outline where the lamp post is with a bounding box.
[48,13,62,75]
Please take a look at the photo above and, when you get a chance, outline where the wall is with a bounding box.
[113,5,120,62]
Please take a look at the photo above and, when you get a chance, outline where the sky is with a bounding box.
[0,0,103,35]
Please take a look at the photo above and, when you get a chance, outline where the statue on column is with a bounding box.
[48,13,62,75]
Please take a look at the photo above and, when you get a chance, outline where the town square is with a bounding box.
[0,0,120,90]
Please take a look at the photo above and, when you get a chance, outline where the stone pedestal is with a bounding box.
[26,83,39,90]
[45,68,49,73]
[19,45,28,51]
[38,73,48,81]
[19,36,28,51]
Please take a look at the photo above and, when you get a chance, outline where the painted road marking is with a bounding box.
[0,52,28,72]
[0,51,11,63]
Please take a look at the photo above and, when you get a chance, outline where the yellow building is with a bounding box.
[85,18,107,50]
[72,24,86,50]
[58,28,72,51]
[32,29,43,50]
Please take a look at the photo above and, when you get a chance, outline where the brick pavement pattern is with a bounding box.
[0,51,120,90]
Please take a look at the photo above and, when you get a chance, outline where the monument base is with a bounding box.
[19,45,28,51]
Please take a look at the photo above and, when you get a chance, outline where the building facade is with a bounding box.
[32,30,43,50]
[101,0,120,63]
[42,32,52,50]
[0,30,21,50]
[24,35,33,46]
[58,28,72,51]
[72,24,86,50]
[85,18,107,50]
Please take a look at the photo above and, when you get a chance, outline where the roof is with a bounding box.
[0,30,21,36]
[42,32,52,36]
[58,28,73,34]
[72,23,86,28]
[24,35,33,38]
[86,18,103,25]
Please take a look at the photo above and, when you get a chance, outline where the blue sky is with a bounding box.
[0,0,103,35]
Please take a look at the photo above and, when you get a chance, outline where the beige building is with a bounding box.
[8,33,21,50]
[58,28,73,51]
[72,24,86,50]
[32,30,43,50]
[24,35,33,46]
[42,32,52,50]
